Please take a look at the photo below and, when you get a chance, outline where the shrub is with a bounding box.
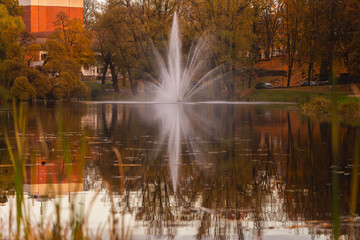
[302,97,332,114]
[339,100,360,117]
[10,76,36,101]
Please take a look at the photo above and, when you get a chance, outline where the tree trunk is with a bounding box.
[110,63,119,92]
[101,61,109,85]
[122,69,126,87]
[307,59,313,85]
[126,67,137,96]
[248,49,254,89]
[287,65,292,88]
[224,64,234,100]
[328,46,334,85]
[266,35,271,59]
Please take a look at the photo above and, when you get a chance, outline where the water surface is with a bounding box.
[0,102,359,239]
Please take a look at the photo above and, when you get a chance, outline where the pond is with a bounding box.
[0,102,359,239]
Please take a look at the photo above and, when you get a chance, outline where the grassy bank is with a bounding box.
[237,88,334,103]
[302,96,360,125]
[237,84,357,103]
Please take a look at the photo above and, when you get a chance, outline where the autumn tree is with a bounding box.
[10,76,36,101]
[340,0,360,76]
[296,0,320,85]
[83,0,100,28]
[185,0,253,97]
[257,0,281,59]
[0,4,25,62]
[0,0,24,16]
[94,0,179,94]
[279,0,302,87]
[91,8,121,92]
[41,12,94,76]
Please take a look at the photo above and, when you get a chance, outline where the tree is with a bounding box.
[258,0,281,59]
[0,58,25,88]
[296,0,319,85]
[50,70,88,99]
[41,12,94,76]
[10,76,36,100]
[341,0,360,76]
[83,0,99,28]
[21,67,52,99]
[94,0,177,94]
[185,0,253,97]
[279,0,302,87]
[91,11,119,91]
[0,4,24,62]
[0,0,24,16]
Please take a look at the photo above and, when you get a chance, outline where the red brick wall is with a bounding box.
[23,6,83,33]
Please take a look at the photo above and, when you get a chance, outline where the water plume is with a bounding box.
[151,13,225,102]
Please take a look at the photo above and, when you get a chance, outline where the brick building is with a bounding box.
[19,0,83,34]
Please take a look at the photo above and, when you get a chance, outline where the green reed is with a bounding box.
[5,101,28,238]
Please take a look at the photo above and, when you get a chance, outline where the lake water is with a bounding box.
[0,102,359,239]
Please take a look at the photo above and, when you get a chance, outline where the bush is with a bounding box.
[10,76,36,101]
[339,100,359,117]
[302,97,332,114]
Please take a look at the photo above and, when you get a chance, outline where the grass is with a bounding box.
[237,88,333,104]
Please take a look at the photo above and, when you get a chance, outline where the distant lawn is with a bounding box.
[238,83,359,104]
[239,89,334,104]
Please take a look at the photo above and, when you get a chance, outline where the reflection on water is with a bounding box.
[0,102,360,239]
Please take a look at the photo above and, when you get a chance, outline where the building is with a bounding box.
[19,0,83,34]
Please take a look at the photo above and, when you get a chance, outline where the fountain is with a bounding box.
[151,13,225,102]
